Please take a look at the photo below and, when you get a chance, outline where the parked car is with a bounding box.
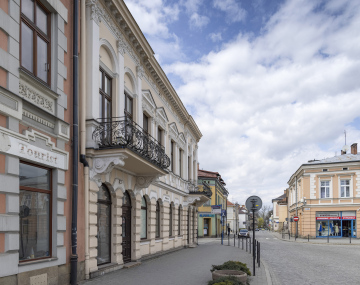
[238,229,250,238]
[255,228,259,231]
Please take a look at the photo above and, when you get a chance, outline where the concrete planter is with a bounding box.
[212,270,247,283]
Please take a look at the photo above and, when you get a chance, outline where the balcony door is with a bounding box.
[99,69,112,144]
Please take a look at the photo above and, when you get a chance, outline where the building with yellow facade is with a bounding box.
[197,169,229,237]
[288,144,360,239]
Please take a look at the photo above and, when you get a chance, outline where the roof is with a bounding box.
[305,153,360,165]
[238,209,247,214]
[198,169,226,186]
[227,200,234,206]
[272,193,286,203]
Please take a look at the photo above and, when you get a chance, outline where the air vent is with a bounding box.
[343,167,348,171]
[322,169,328,172]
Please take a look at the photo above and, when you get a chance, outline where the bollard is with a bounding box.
[258,242,261,267]
[289,232,290,240]
[242,237,244,250]
[295,234,297,241]
[234,233,235,247]
[249,239,251,254]
[308,234,309,242]
[228,233,230,246]
[238,235,240,248]
[246,238,248,252]
[327,235,329,243]
[350,233,352,244]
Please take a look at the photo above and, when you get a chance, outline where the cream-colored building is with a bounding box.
[288,144,360,238]
[271,193,286,231]
[80,0,209,279]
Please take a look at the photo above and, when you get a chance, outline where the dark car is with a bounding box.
[255,228,259,231]
[238,229,250,238]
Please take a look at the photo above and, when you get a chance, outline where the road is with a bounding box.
[256,230,360,285]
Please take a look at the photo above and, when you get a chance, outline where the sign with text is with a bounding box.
[211,205,222,214]
[199,214,215,217]
[245,196,262,212]
[294,216,299,222]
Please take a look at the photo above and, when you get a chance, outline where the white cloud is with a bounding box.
[213,0,247,23]
[189,12,210,29]
[166,0,360,205]
[209,32,222,42]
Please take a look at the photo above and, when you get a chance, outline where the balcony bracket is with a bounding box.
[134,175,161,194]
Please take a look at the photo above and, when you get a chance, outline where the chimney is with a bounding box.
[351,143,357,155]
[341,150,346,155]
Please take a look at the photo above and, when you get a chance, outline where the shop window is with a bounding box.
[156,201,160,238]
[320,181,330,198]
[21,0,51,84]
[19,162,51,261]
[141,196,147,239]
[340,179,350,198]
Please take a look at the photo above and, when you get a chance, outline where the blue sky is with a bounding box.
[124,0,360,206]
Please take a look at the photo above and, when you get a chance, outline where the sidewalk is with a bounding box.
[81,238,272,285]
[271,231,360,245]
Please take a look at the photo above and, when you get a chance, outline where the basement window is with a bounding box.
[322,169,328,172]
[343,168,348,171]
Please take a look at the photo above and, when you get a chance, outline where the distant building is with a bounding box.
[272,193,286,231]
[238,206,248,229]
[226,201,239,233]
[288,143,360,238]
[197,169,229,237]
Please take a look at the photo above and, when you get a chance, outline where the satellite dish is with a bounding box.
[342,145,349,152]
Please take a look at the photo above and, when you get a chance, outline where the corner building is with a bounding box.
[0,0,82,284]
[81,0,209,279]
[288,144,360,239]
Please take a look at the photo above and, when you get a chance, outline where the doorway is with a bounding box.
[97,184,111,265]
[204,218,209,237]
[122,191,132,263]
[342,220,356,237]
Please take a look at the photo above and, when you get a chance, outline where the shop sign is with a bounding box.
[200,214,215,217]
[211,205,222,214]
[342,216,356,220]
[316,217,341,220]
[0,129,68,170]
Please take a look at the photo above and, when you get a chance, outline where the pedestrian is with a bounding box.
[228,227,230,236]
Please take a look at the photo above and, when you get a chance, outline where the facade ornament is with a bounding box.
[117,38,127,56]
[134,175,160,193]
[112,178,125,193]
[86,0,102,25]
[89,155,127,180]
[19,82,54,113]
[136,65,145,79]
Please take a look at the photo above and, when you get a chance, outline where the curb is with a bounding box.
[261,259,273,285]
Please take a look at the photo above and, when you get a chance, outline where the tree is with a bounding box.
[257,217,265,228]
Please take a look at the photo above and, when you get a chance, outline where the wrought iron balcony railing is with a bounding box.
[188,181,212,198]
[92,117,170,169]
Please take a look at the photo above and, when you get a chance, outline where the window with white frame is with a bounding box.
[320,181,330,198]
[340,179,351,198]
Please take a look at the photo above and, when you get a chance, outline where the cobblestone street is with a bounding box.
[81,237,269,285]
[258,231,360,285]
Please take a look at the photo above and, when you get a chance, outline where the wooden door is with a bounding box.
[122,191,132,263]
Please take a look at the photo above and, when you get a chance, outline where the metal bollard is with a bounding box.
[289,232,290,240]
[238,235,240,248]
[308,234,309,242]
[242,237,244,250]
[258,242,261,267]
[249,239,251,254]
[350,233,352,244]
[234,233,235,247]
[327,235,329,243]
[228,234,230,246]
[246,238,248,252]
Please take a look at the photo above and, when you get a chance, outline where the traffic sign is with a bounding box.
[245,196,262,212]
[221,210,226,217]
[294,216,299,222]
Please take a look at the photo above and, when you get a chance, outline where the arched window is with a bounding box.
[156,201,161,238]
[178,206,181,235]
[141,196,147,239]
[169,203,173,236]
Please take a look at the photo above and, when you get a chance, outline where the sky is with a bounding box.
[123,0,360,206]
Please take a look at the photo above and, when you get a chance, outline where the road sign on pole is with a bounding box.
[245,195,263,277]
[294,216,299,222]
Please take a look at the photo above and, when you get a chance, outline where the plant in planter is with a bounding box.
[210,261,251,284]
[210,261,251,276]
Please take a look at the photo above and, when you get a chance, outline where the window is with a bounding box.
[99,69,112,120]
[143,114,149,134]
[21,0,51,84]
[188,156,191,180]
[125,93,133,119]
[156,201,160,238]
[157,127,162,146]
[322,169,328,172]
[178,206,181,235]
[169,203,173,236]
[179,149,182,177]
[171,141,174,172]
[320,181,330,198]
[340,180,350,198]
[343,168,348,171]
[141,196,147,239]
[19,162,51,261]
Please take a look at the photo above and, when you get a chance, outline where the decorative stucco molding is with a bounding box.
[19,82,54,113]
[90,155,127,181]
[134,175,160,194]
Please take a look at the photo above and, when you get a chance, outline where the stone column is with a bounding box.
[117,38,126,118]
[136,66,144,127]
[149,200,157,254]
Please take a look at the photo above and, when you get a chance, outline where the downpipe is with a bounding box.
[71,0,79,284]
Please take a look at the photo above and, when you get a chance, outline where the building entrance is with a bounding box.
[204,218,210,236]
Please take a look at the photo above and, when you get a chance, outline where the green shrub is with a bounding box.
[210,261,251,276]
[208,276,245,285]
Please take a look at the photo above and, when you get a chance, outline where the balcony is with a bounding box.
[89,117,170,176]
[186,180,212,207]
